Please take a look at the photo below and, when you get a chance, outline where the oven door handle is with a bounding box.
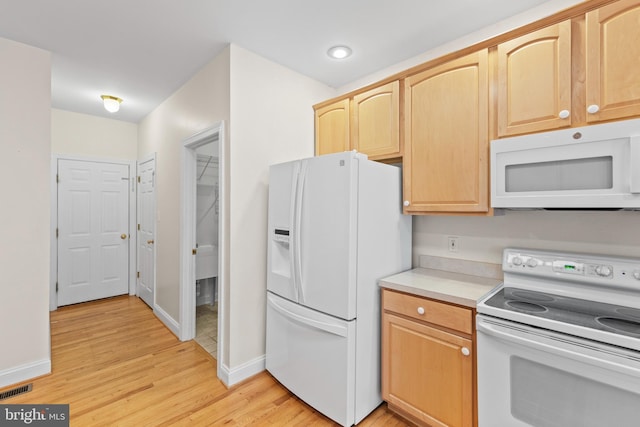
[477,318,640,377]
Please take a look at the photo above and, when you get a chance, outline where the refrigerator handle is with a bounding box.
[294,160,307,303]
[289,164,300,302]
[268,294,348,337]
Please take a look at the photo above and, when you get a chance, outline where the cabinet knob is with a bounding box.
[403,200,410,207]
[587,104,600,114]
[417,306,425,315]
[461,347,470,356]
[558,110,570,119]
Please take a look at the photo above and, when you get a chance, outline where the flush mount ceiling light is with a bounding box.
[101,95,123,113]
[327,45,352,60]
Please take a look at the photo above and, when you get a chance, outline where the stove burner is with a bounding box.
[595,317,640,336]
[510,290,555,303]
[506,300,548,313]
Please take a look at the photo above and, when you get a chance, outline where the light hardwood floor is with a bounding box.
[1,295,411,426]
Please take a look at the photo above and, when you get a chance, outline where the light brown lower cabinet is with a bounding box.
[381,289,475,427]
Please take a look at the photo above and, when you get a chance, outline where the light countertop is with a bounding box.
[379,268,502,308]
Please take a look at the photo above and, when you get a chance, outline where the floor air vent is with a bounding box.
[0,383,32,400]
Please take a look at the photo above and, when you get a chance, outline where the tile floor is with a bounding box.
[195,302,218,359]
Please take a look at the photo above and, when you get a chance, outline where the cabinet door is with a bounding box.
[497,21,572,137]
[315,98,350,156]
[404,50,489,213]
[586,0,640,122]
[382,312,473,427]
[352,81,400,160]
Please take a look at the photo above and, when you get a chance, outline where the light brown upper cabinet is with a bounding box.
[314,81,401,160]
[403,49,489,214]
[496,21,572,137]
[586,0,640,123]
[315,98,350,156]
[352,81,401,160]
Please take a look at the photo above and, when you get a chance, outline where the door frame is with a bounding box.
[137,152,157,308]
[179,121,226,374]
[50,154,137,311]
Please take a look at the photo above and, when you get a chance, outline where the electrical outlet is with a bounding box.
[448,236,459,252]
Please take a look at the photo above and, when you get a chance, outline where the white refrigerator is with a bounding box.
[266,151,411,426]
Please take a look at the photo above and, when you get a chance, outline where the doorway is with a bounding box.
[180,122,225,369]
[193,142,219,358]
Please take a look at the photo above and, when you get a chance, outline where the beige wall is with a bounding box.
[52,109,138,159]
[138,47,231,326]
[227,45,336,367]
[0,38,51,387]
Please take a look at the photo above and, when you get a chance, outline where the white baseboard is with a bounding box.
[153,305,180,338]
[0,359,51,389]
[217,355,265,387]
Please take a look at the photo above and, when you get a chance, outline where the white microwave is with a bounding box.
[491,119,640,209]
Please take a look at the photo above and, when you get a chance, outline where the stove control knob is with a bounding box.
[633,270,640,280]
[526,258,538,268]
[512,257,523,266]
[595,265,612,277]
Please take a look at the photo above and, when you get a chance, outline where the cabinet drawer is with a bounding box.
[382,289,472,334]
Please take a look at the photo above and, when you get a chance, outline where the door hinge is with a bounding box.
[55,282,58,292]
[137,176,141,183]
[192,249,197,255]
[137,224,140,231]
[56,228,59,238]
[56,174,59,183]
[137,271,140,278]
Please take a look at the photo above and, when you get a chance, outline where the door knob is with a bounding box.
[120,234,127,240]
[147,240,155,244]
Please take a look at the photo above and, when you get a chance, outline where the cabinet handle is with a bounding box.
[461,347,470,356]
[403,200,410,207]
[587,104,600,114]
[417,306,425,315]
[558,110,570,119]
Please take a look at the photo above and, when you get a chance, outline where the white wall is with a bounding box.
[138,43,335,379]
[413,211,640,266]
[228,45,336,369]
[0,37,52,387]
[138,47,231,329]
[52,109,138,159]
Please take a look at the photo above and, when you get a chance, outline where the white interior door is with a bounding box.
[137,156,156,308]
[57,159,130,306]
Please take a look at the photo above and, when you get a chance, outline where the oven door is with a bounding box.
[477,315,640,427]
[490,119,640,209]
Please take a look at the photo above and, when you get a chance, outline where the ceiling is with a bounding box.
[0,0,560,123]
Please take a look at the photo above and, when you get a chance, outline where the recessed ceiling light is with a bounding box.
[327,45,352,60]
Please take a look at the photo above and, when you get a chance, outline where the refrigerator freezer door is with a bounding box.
[267,160,300,302]
[297,152,358,320]
[266,292,356,427]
